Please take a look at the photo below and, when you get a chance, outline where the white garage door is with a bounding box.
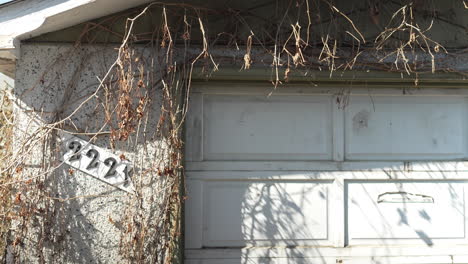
[185,84,468,264]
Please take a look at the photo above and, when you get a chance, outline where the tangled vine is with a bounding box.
[0,0,467,263]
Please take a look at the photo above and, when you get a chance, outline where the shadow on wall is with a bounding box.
[199,168,466,264]
[240,181,329,264]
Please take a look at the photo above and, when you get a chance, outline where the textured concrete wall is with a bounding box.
[8,43,166,263]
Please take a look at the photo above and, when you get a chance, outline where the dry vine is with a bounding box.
[0,0,467,263]
[0,85,13,260]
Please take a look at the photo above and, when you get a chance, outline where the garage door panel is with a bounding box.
[203,95,333,161]
[347,181,466,245]
[186,88,468,263]
[202,180,331,247]
[345,96,467,160]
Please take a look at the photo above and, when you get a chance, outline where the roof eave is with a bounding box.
[0,0,154,76]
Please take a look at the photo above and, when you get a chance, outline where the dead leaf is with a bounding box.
[14,192,21,204]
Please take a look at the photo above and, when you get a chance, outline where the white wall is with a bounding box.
[0,72,13,90]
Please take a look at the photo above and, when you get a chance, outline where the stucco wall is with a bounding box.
[7,43,169,263]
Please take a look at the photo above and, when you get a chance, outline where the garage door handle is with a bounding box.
[377,191,434,203]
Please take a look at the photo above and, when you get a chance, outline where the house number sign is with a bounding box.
[61,135,135,193]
